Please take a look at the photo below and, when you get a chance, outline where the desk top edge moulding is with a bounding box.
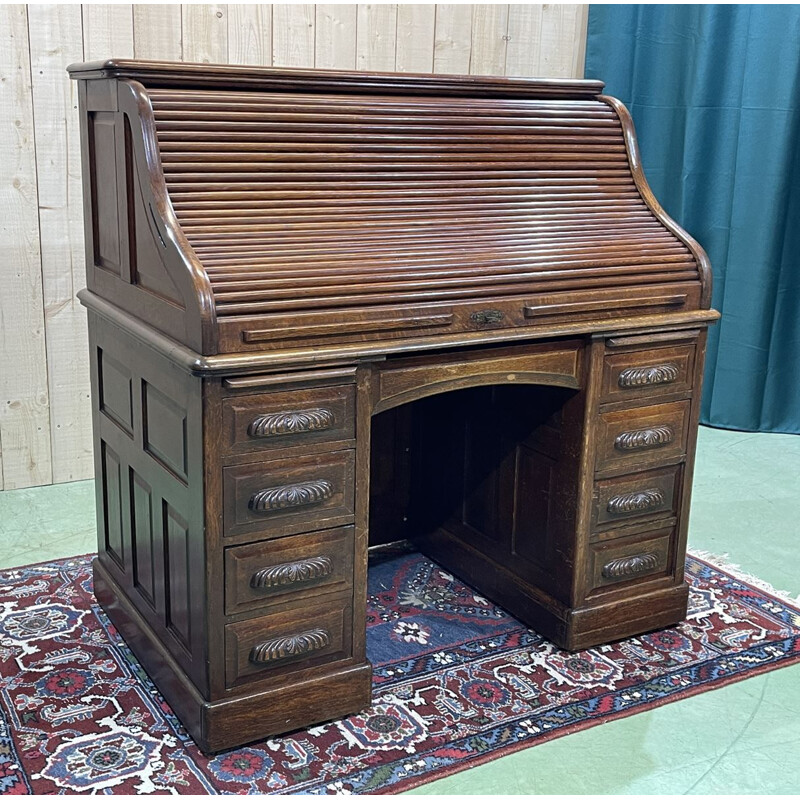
[69,60,718,752]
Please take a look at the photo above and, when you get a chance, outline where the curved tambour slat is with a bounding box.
[177,212,661,233]
[149,99,620,117]
[190,232,672,253]
[210,267,698,303]
[161,157,631,167]
[201,245,690,272]
[156,125,624,139]
[169,193,643,207]
[208,270,698,300]
[211,277,698,313]
[157,144,630,155]
[163,168,633,181]
[207,257,694,279]
[195,233,679,258]
[176,213,659,231]
[204,251,693,279]
[165,179,636,193]
[173,202,651,220]
[187,220,669,242]
[214,273,701,317]
[147,86,701,319]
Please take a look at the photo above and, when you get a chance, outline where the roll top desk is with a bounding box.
[68,60,719,752]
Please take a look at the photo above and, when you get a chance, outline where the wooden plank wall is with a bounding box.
[0,3,588,491]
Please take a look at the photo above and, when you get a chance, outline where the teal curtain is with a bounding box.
[585,5,800,433]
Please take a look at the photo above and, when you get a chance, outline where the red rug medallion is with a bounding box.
[1,548,799,794]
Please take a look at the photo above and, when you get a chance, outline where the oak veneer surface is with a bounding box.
[154,90,694,316]
[68,60,712,358]
[70,60,718,753]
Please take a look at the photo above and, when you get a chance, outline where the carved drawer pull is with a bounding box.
[249,479,333,513]
[618,364,679,389]
[614,425,674,451]
[248,408,334,438]
[251,556,333,589]
[249,628,330,664]
[602,553,661,579]
[607,488,666,515]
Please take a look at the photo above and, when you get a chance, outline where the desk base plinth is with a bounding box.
[93,559,373,754]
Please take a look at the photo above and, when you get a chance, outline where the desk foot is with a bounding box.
[93,559,372,754]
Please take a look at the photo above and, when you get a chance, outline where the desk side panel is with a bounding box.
[88,310,208,694]
[76,78,216,353]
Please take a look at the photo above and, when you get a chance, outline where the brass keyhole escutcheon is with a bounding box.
[471,309,504,326]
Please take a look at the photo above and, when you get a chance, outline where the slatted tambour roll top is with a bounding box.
[68,60,712,356]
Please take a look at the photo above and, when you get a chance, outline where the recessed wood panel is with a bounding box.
[461,399,503,544]
[100,441,124,569]
[511,445,556,567]
[89,111,121,274]
[164,502,191,651]
[368,404,414,547]
[98,348,133,435]
[130,469,156,608]
[128,117,183,305]
[143,381,188,482]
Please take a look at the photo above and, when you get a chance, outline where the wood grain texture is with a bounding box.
[139,71,702,335]
[68,53,719,751]
[540,3,587,78]
[315,4,357,69]
[469,4,509,75]
[133,5,182,60]
[356,4,398,72]
[433,4,473,74]
[181,4,229,64]
[28,4,93,483]
[396,4,435,73]
[1,4,589,490]
[272,4,315,67]
[505,4,543,78]
[82,4,134,60]
[0,4,51,490]
[227,4,272,66]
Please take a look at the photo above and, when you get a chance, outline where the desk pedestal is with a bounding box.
[88,311,706,752]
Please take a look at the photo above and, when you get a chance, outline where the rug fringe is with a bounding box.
[688,548,800,608]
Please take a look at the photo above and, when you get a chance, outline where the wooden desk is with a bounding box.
[69,60,718,753]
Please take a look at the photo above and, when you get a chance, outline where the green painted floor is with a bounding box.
[1,426,798,793]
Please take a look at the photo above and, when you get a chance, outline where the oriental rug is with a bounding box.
[1,547,799,795]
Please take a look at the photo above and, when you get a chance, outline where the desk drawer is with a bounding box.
[601,342,695,404]
[222,384,355,457]
[225,526,354,615]
[589,527,674,594]
[592,466,681,536]
[595,401,690,475]
[225,596,352,687]
[223,450,355,539]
